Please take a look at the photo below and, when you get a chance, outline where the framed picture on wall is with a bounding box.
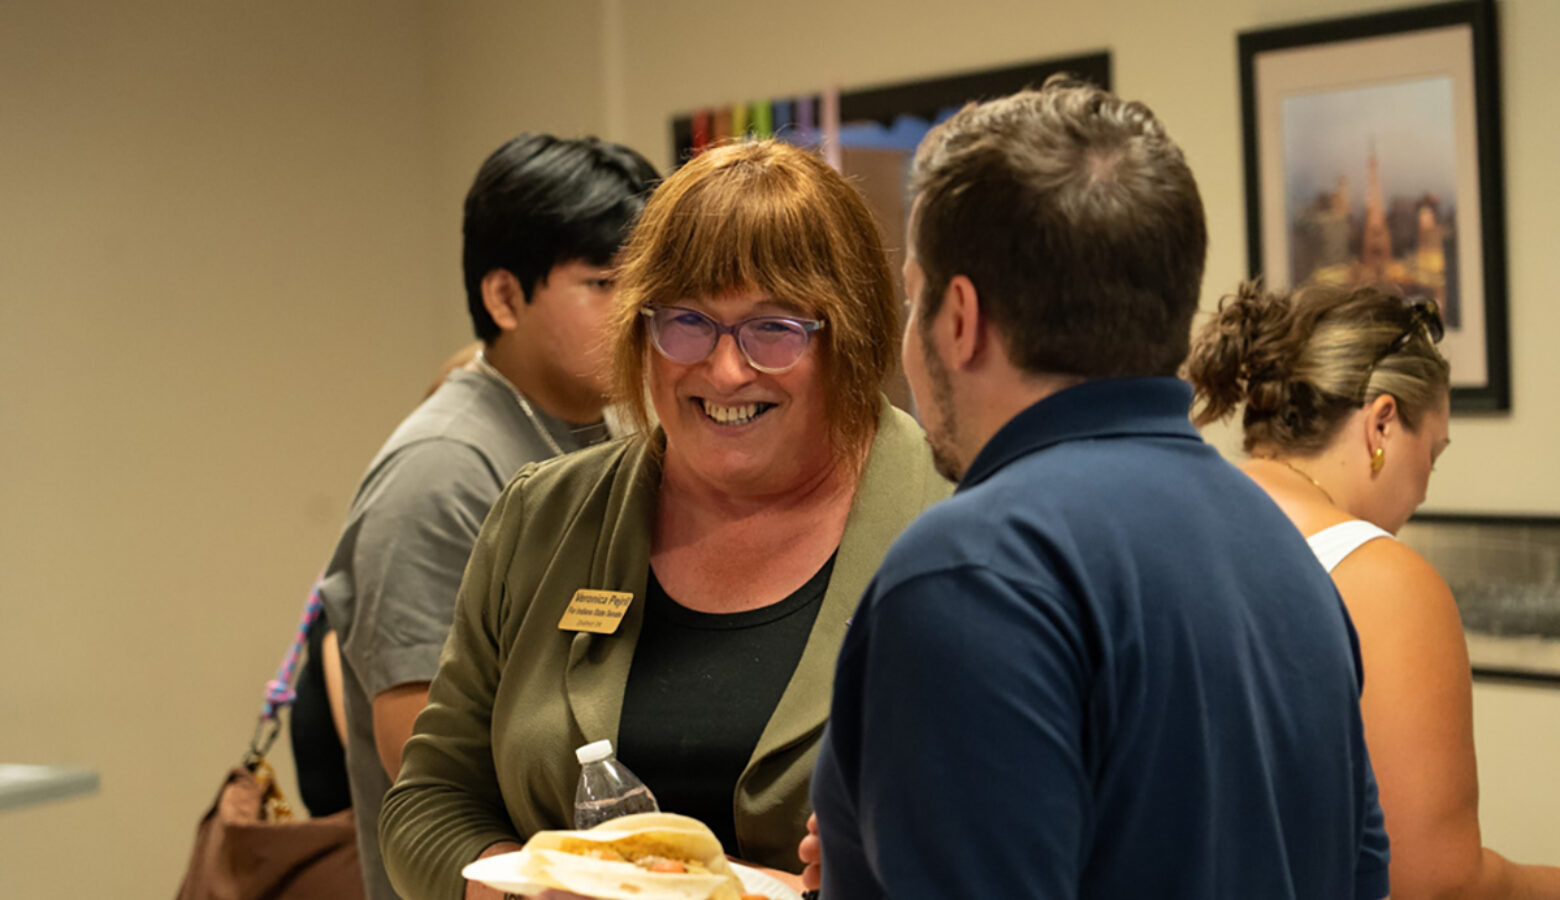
[1399,514,1560,685]
[1238,0,1509,411]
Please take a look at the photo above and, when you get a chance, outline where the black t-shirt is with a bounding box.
[617,552,835,854]
[290,612,352,816]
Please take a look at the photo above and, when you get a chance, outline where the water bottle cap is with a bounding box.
[575,739,614,764]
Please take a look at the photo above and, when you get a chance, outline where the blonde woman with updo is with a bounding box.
[1187,282,1560,899]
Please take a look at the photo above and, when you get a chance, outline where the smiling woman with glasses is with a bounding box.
[382,139,952,899]
[1186,282,1560,900]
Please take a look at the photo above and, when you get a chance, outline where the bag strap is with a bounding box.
[246,577,325,765]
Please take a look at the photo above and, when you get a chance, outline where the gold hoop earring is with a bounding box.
[1370,447,1385,475]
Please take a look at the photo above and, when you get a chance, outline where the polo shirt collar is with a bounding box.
[958,376,1201,491]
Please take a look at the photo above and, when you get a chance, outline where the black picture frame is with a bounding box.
[1399,512,1560,685]
[1238,0,1509,412]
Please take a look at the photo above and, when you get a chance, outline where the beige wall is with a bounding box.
[423,0,612,351]
[2,1,1555,896]
[0,2,435,895]
[0,1,605,895]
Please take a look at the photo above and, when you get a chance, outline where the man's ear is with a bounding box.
[480,269,525,333]
[944,274,984,369]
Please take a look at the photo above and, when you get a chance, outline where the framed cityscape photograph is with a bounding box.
[1239,0,1509,411]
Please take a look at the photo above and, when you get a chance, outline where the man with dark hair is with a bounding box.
[316,134,657,900]
[807,79,1391,899]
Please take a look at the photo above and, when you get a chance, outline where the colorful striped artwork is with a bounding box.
[679,92,831,161]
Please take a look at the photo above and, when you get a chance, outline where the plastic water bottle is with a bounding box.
[573,739,659,829]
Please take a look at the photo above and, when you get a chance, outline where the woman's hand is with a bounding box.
[464,841,524,900]
[722,854,806,894]
[798,812,821,892]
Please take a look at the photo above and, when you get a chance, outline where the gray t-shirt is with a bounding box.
[318,368,602,900]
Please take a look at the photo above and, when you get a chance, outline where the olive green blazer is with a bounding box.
[381,399,951,900]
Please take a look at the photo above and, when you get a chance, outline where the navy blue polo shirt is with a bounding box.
[812,377,1389,900]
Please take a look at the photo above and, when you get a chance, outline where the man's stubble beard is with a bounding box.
[919,325,965,482]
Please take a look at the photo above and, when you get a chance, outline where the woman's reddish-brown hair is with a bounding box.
[609,140,898,457]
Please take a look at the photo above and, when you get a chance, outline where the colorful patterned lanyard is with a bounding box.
[248,578,323,763]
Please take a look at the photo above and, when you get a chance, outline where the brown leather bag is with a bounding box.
[175,758,364,900]
[177,582,365,900]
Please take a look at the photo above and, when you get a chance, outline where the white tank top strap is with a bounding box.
[1306,520,1396,573]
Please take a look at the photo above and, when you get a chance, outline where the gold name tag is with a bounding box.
[558,589,634,634]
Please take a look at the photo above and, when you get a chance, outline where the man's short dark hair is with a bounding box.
[910,76,1207,377]
[462,134,659,342]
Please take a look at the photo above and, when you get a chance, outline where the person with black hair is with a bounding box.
[310,133,657,900]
